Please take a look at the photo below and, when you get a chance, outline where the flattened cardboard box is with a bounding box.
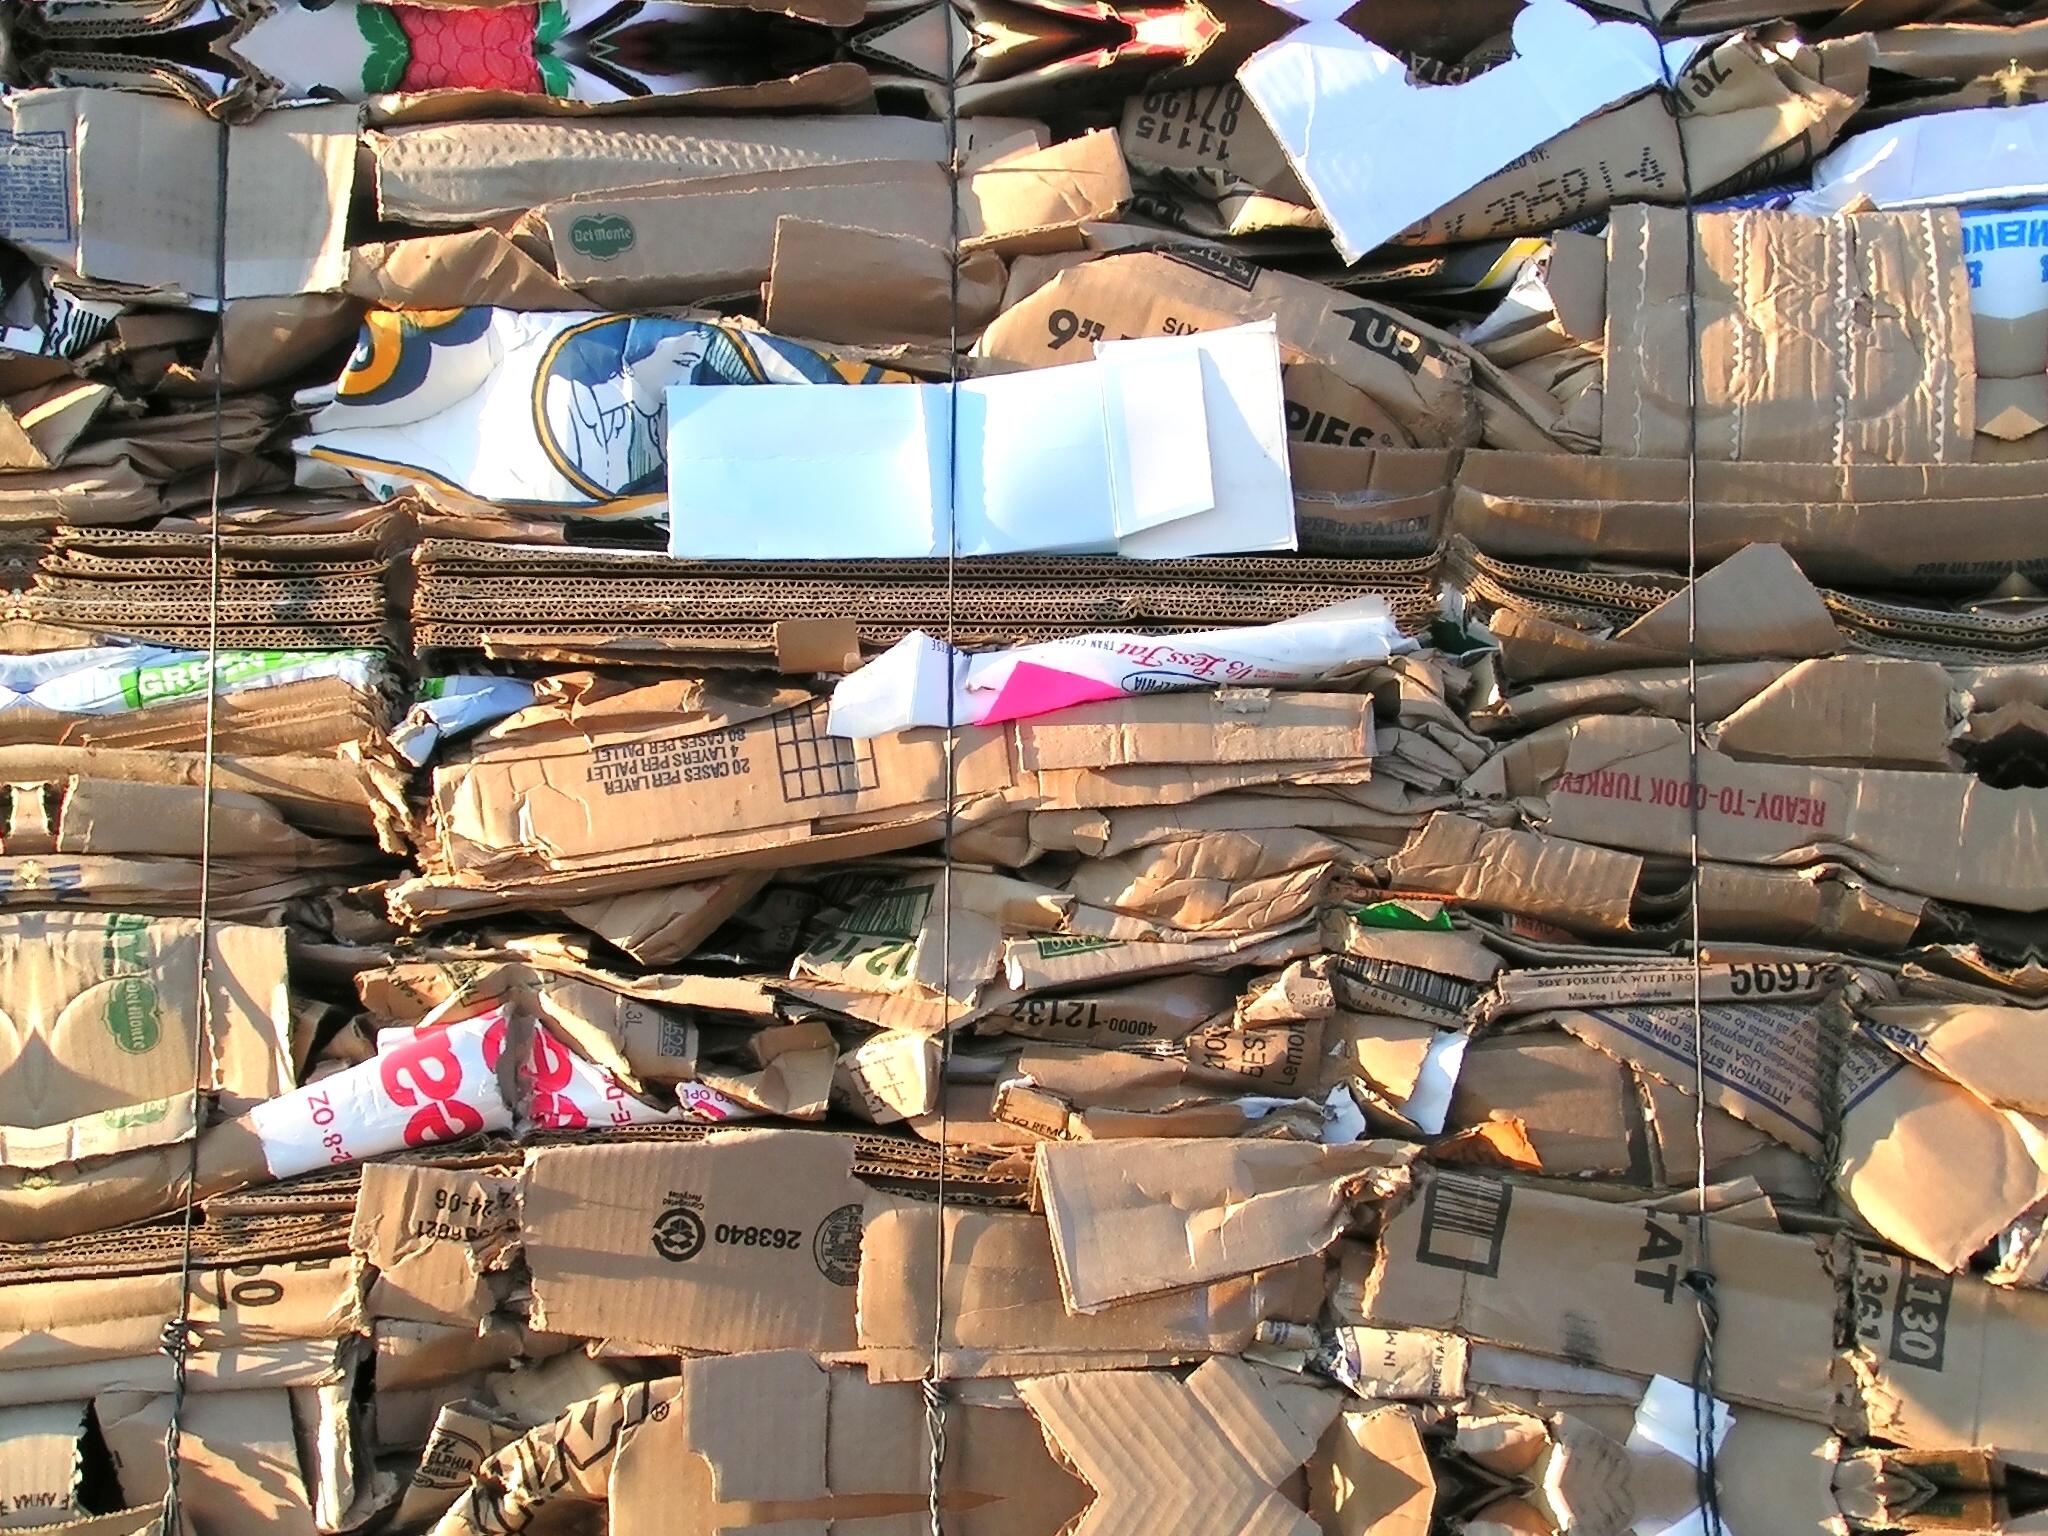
[429,698,1012,885]
[0,913,290,1168]
[369,115,950,226]
[855,1189,1322,1381]
[1360,1172,1838,1420]
[1852,1247,2048,1474]
[607,1350,1091,1536]
[522,1130,867,1355]
[0,90,353,300]
[1524,714,2048,910]
[1449,451,2048,591]
[1603,205,1975,464]
[535,161,956,306]
[1036,1137,1398,1312]
[0,1401,86,1529]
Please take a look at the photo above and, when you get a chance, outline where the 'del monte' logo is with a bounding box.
[568,214,636,263]
[104,976,161,1055]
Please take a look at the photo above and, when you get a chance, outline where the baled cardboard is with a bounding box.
[1239,0,1665,264]
[1450,449,2048,590]
[0,91,353,301]
[0,1257,359,1387]
[0,1402,85,1530]
[1289,445,1452,558]
[765,219,1005,349]
[1385,813,1643,935]
[1603,205,1975,463]
[535,161,955,307]
[392,1402,521,1531]
[1708,657,1961,768]
[99,1387,320,1536]
[1392,27,1866,247]
[979,250,1488,448]
[976,974,1235,1045]
[1851,1247,2048,1474]
[349,1162,518,1327]
[0,1115,268,1244]
[855,1189,1320,1381]
[1035,1137,1401,1311]
[1014,1357,1342,1536]
[1361,1173,1839,1419]
[0,913,291,1168]
[522,1130,867,1354]
[1310,1404,1435,1536]
[605,1351,1091,1536]
[1522,714,2048,910]
[368,115,950,226]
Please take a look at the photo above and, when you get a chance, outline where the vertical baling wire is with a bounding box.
[160,113,232,1536]
[1656,35,1726,1536]
[925,5,965,1532]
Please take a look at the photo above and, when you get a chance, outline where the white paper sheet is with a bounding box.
[666,321,1295,560]
[1793,101,2048,214]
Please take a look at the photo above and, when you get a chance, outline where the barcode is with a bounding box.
[1415,1173,1511,1277]
[1330,955,1474,1025]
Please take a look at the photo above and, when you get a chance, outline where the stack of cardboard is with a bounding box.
[5,0,2048,1533]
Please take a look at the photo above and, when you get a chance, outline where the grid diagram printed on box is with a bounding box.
[0,2,2047,1535]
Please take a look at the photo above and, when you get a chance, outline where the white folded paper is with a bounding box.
[665,320,1295,560]
[826,595,1405,736]
[1794,101,2048,215]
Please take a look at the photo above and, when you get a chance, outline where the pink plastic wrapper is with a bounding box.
[249,1010,514,1179]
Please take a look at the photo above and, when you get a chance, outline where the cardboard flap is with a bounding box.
[0,1400,87,1529]
[1710,657,1958,767]
[1310,1406,1434,1536]
[1615,544,1839,660]
[762,217,987,349]
[680,1351,829,1504]
[1035,1138,1396,1312]
[1017,1365,1330,1536]
[964,128,1133,254]
[1187,1357,1341,1484]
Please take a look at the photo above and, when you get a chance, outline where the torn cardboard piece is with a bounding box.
[1016,1357,1343,1536]
[0,91,353,301]
[1603,205,1976,463]
[1238,0,1667,262]
[855,1189,1320,1380]
[1035,1137,1402,1311]
[0,913,291,1168]
[1361,1172,1839,1419]
[521,1130,867,1355]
